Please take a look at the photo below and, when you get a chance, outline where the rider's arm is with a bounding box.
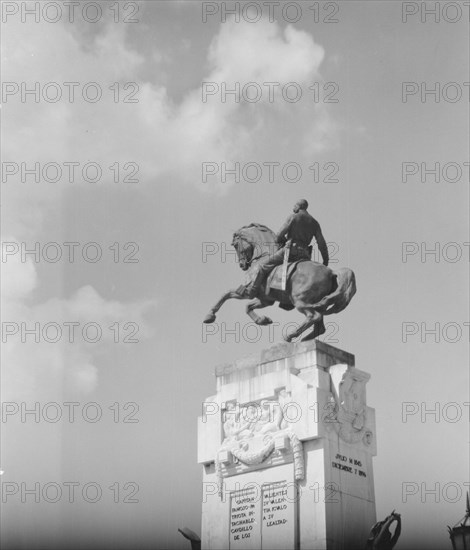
[276,215,294,245]
[315,228,329,266]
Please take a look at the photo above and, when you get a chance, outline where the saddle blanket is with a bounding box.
[265,260,306,293]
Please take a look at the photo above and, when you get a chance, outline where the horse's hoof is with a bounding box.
[203,313,216,324]
[255,316,272,326]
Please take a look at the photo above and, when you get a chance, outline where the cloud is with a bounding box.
[1,239,38,300]
[208,21,324,83]
[168,19,336,185]
[3,16,336,191]
[1,15,336,399]
[1,251,155,399]
[2,22,158,400]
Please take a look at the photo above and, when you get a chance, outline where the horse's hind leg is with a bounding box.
[285,307,322,342]
[301,319,326,341]
[246,298,275,326]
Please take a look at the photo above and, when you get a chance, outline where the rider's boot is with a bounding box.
[246,270,265,299]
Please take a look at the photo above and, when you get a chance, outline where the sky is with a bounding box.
[1,1,469,549]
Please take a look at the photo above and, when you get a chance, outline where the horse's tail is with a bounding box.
[312,267,357,315]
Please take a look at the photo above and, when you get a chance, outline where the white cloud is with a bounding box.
[207,21,324,83]
[1,256,155,399]
[1,15,336,399]
[3,16,337,191]
[1,239,38,300]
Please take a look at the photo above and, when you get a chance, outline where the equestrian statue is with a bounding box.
[203,199,356,342]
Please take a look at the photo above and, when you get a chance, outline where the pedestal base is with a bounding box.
[198,340,377,550]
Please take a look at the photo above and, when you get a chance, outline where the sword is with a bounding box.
[281,239,292,291]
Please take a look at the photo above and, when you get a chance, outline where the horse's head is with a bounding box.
[232,233,253,271]
[232,223,279,271]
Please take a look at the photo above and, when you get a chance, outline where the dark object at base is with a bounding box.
[178,527,201,550]
[365,511,401,550]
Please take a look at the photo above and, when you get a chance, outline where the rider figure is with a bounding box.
[247,199,329,298]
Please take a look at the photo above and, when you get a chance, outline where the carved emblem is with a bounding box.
[215,391,304,497]
[327,365,373,445]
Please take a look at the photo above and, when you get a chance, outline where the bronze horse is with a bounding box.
[203,223,356,342]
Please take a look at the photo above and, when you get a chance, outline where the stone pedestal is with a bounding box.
[198,340,377,550]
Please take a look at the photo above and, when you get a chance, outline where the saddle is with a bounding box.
[264,260,307,310]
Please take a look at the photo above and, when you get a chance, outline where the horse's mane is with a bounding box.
[232,223,279,260]
[234,223,277,246]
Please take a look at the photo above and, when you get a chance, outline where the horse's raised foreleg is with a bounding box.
[246,298,275,326]
[203,289,243,324]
